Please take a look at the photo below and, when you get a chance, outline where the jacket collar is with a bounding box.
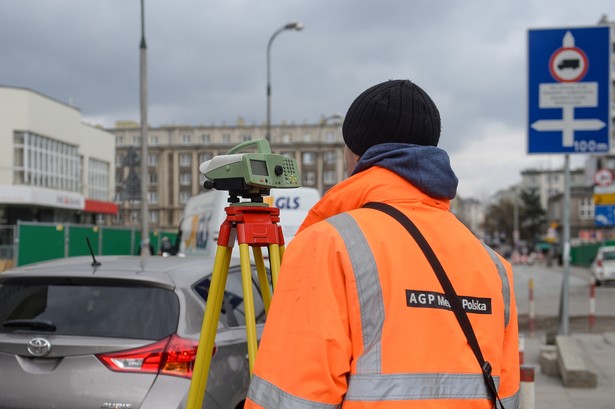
[298,166,453,233]
[353,143,458,200]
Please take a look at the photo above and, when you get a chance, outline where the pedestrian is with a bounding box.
[244,79,519,408]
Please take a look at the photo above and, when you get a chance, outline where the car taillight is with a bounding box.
[597,259,603,267]
[97,334,215,379]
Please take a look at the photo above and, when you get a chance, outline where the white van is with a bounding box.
[178,187,321,258]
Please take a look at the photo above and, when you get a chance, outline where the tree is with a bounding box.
[482,197,515,249]
[519,188,546,244]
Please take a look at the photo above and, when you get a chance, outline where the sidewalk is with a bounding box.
[523,331,615,409]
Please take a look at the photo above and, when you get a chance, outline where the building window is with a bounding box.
[149,135,158,146]
[303,133,312,143]
[182,134,191,145]
[149,210,159,223]
[13,131,81,192]
[113,210,123,223]
[131,210,140,224]
[323,151,336,165]
[578,197,594,220]
[324,131,336,143]
[201,134,211,144]
[302,152,316,165]
[147,191,158,203]
[116,136,124,146]
[303,171,315,186]
[133,136,141,146]
[180,172,191,186]
[242,134,252,142]
[324,170,336,185]
[179,153,191,167]
[148,172,158,185]
[148,154,158,166]
[281,133,291,144]
[88,158,110,200]
[222,134,231,144]
[199,153,213,164]
[179,191,191,204]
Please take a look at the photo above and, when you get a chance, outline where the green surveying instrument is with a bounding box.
[186,139,300,409]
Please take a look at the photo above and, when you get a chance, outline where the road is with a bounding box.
[512,261,615,333]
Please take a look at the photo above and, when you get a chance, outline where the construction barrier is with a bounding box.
[589,277,596,332]
[528,278,535,337]
[14,221,177,267]
[520,365,535,409]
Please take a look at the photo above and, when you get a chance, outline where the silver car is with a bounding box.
[0,255,267,409]
[590,245,615,286]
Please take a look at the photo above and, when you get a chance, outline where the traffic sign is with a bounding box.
[593,193,615,205]
[594,168,614,187]
[528,26,612,154]
[595,204,615,226]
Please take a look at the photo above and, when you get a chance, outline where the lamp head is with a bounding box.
[285,21,304,31]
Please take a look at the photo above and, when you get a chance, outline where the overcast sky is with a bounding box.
[1,1,614,200]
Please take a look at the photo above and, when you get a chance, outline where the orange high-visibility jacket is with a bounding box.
[245,166,519,409]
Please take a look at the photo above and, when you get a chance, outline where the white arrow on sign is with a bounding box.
[531,105,606,147]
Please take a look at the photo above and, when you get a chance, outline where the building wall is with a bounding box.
[111,120,344,230]
[79,123,116,201]
[520,168,586,210]
[0,86,116,224]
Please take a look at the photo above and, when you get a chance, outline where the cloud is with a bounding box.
[1,0,613,198]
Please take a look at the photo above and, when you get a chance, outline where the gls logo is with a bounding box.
[275,196,300,209]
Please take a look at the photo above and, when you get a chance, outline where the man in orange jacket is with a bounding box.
[245,79,519,408]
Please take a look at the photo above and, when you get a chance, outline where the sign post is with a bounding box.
[528,25,612,336]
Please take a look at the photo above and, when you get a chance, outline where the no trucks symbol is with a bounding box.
[549,44,588,82]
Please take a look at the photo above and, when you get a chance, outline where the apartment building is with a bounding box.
[110,118,344,230]
[520,167,587,210]
[0,86,117,226]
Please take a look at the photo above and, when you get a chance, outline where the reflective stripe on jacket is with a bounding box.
[245,166,520,409]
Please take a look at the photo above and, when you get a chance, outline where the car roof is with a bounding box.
[0,255,221,289]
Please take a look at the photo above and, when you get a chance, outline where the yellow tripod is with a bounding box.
[186,202,285,409]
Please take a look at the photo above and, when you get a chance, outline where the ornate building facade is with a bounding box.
[110,118,344,230]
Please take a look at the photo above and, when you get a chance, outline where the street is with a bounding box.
[512,261,615,409]
[513,261,615,333]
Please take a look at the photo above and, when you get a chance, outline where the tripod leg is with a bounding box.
[268,243,282,289]
[239,243,259,374]
[252,246,272,314]
[186,245,232,409]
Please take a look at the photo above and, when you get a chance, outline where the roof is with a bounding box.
[0,255,221,289]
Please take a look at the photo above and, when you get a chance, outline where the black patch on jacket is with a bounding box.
[406,290,492,314]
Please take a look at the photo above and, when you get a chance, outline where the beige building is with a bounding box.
[0,86,117,226]
[110,118,344,230]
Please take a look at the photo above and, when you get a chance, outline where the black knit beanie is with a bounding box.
[342,79,441,156]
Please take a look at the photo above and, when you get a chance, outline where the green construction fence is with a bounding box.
[16,221,177,267]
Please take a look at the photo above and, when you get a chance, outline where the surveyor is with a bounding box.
[245,79,520,408]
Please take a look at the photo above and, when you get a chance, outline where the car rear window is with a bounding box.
[0,278,179,340]
[603,251,615,261]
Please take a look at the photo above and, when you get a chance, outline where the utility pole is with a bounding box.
[139,0,149,262]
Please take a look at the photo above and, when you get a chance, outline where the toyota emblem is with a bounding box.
[27,337,51,357]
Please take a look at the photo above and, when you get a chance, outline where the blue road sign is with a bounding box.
[595,204,615,226]
[528,26,611,154]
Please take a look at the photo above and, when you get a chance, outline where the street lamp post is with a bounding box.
[139,0,149,261]
[317,114,343,194]
[266,21,303,142]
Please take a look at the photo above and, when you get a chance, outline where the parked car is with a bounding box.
[0,255,267,409]
[590,245,615,286]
